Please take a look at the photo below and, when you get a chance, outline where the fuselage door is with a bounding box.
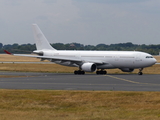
[114,56,119,61]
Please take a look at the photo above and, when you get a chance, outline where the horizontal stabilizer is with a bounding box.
[4,50,12,55]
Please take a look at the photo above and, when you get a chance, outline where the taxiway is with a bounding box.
[0,72,160,91]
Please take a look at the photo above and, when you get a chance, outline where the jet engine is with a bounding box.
[81,63,97,72]
[119,68,134,72]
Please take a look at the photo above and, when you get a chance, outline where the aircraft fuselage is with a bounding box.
[41,50,156,69]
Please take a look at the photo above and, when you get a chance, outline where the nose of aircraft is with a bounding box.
[152,58,157,65]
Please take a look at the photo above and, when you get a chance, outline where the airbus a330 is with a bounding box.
[4,24,157,75]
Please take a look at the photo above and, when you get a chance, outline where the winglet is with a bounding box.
[4,50,12,55]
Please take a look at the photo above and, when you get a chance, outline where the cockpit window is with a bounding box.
[146,56,153,58]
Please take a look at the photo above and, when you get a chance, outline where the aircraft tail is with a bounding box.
[32,24,56,50]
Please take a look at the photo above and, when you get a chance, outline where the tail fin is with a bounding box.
[32,24,56,50]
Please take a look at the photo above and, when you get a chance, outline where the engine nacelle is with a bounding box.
[81,63,97,72]
[120,68,134,72]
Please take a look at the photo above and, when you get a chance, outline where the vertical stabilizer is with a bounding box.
[32,24,56,50]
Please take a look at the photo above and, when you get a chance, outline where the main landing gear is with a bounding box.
[138,68,143,75]
[74,70,85,75]
[74,69,107,75]
[96,70,107,75]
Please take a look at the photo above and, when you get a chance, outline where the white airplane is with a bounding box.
[4,24,157,75]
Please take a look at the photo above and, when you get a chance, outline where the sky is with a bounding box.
[0,0,160,45]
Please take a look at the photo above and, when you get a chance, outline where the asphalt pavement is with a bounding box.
[0,72,160,91]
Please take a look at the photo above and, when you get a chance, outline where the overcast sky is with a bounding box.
[0,0,160,45]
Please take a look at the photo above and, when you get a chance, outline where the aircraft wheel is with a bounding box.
[74,70,78,75]
[96,70,107,75]
[96,71,100,75]
[81,71,85,75]
[74,70,85,75]
[138,72,143,75]
[103,71,107,74]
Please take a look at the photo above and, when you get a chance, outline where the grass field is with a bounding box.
[0,54,159,120]
[0,54,41,62]
[0,90,160,120]
[154,56,160,63]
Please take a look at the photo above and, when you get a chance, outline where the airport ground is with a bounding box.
[0,54,160,120]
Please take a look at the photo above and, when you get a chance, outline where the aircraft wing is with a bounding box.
[4,50,104,64]
[14,54,82,62]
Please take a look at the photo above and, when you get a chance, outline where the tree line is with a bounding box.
[0,42,160,55]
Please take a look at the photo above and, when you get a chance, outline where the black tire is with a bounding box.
[138,72,143,75]
[96,71,100,75]
[96,71,107,75]
[81,71,85,75]
[74,70,85,75]
[103,71,107,74]
[74,70,78,75]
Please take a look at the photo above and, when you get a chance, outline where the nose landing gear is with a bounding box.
[138,68,143,75]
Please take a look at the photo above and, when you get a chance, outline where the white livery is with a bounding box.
[5,24,157,75]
